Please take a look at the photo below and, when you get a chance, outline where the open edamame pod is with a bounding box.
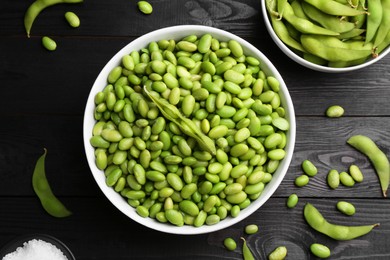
[24,0,83,38]
[32,149,72,217]
[144,86,216,155]
[347,135,390,197]
[304,203,379,240]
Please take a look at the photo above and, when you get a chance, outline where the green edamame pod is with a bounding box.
[365,0,383,44]
[303,0,366,16]
[301,35,373,62]
[281,1,340,36]
[347,135,390,197]
[240,237,255,260]
[304,203,379,240]
[301,2,355,33]
[32,149,72,217]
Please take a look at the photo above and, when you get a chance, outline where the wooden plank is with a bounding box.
[1,36,390,116]
[1,0,262,37]
[0,115,388,198]
[0,197,389,259]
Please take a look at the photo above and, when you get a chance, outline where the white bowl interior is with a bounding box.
[83,25,296,235]
[260,2,390,73]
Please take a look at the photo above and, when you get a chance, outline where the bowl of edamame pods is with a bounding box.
[262,0,390,72]
[83,25,296,234]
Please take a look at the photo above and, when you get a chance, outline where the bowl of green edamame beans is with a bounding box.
[262,0,390,72]
[83,25,296,235]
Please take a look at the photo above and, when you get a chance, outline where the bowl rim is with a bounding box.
[260,1,390,73]
[83,24,296,235]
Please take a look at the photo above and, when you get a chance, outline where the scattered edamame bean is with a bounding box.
[339,171,355,187]
[336,201,356,216]
[268,246,287,260]
[42,36,57,51]
[286,193,298,208]
[327,169,340,189]
[347,135,390,197]
[325,105,344,118]
[295,174,309,187]
[302,159,317,176]
[304,203,379,240]
[32,149,72,217]
[349,164,364,183]
[310,243,331,259]
[244,224,259,235]
[223,237,237,251]
[137,1,153,14]
[64,11,80,27]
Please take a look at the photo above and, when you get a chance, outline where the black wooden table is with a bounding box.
[1,1,390,259]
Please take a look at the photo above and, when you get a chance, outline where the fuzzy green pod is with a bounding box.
[32,149,72,217]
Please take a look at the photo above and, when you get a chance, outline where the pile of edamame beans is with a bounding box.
[89,33,290,227]
[266,0,390,68]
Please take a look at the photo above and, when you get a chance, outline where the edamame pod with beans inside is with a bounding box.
[264,0,390,68]
[347,135,390,197]
[89,32,291,228]
[304,203,379,240]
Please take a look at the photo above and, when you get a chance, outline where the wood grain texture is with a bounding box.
[0,198,389,260]
[0,116,388,198]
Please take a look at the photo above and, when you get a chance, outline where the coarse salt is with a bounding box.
[2,238,68,260]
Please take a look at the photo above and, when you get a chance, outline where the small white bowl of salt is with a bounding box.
[0,234,75,260]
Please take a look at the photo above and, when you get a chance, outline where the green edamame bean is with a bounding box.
[336,201,356,216]
[327,169,340,189]
[42,36,57,51]
[223,237,237,251]
[32,149,72,217]
[339,171,355,187]
[244,224,259,235]
[295,174,309,187]
[138,1,153,14]
[268,246,287,260]
[349,164,364,183]
[64,11,80,28]
[286,193,298,208]
[347,135,389,197]
[326,105,344,118]
[304,203,379,240]
[165,209,184,226]
[310,243,331,259]
[302,159,317,177]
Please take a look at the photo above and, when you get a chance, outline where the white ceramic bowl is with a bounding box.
[261,1,390,73]
[83,25,296,235]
